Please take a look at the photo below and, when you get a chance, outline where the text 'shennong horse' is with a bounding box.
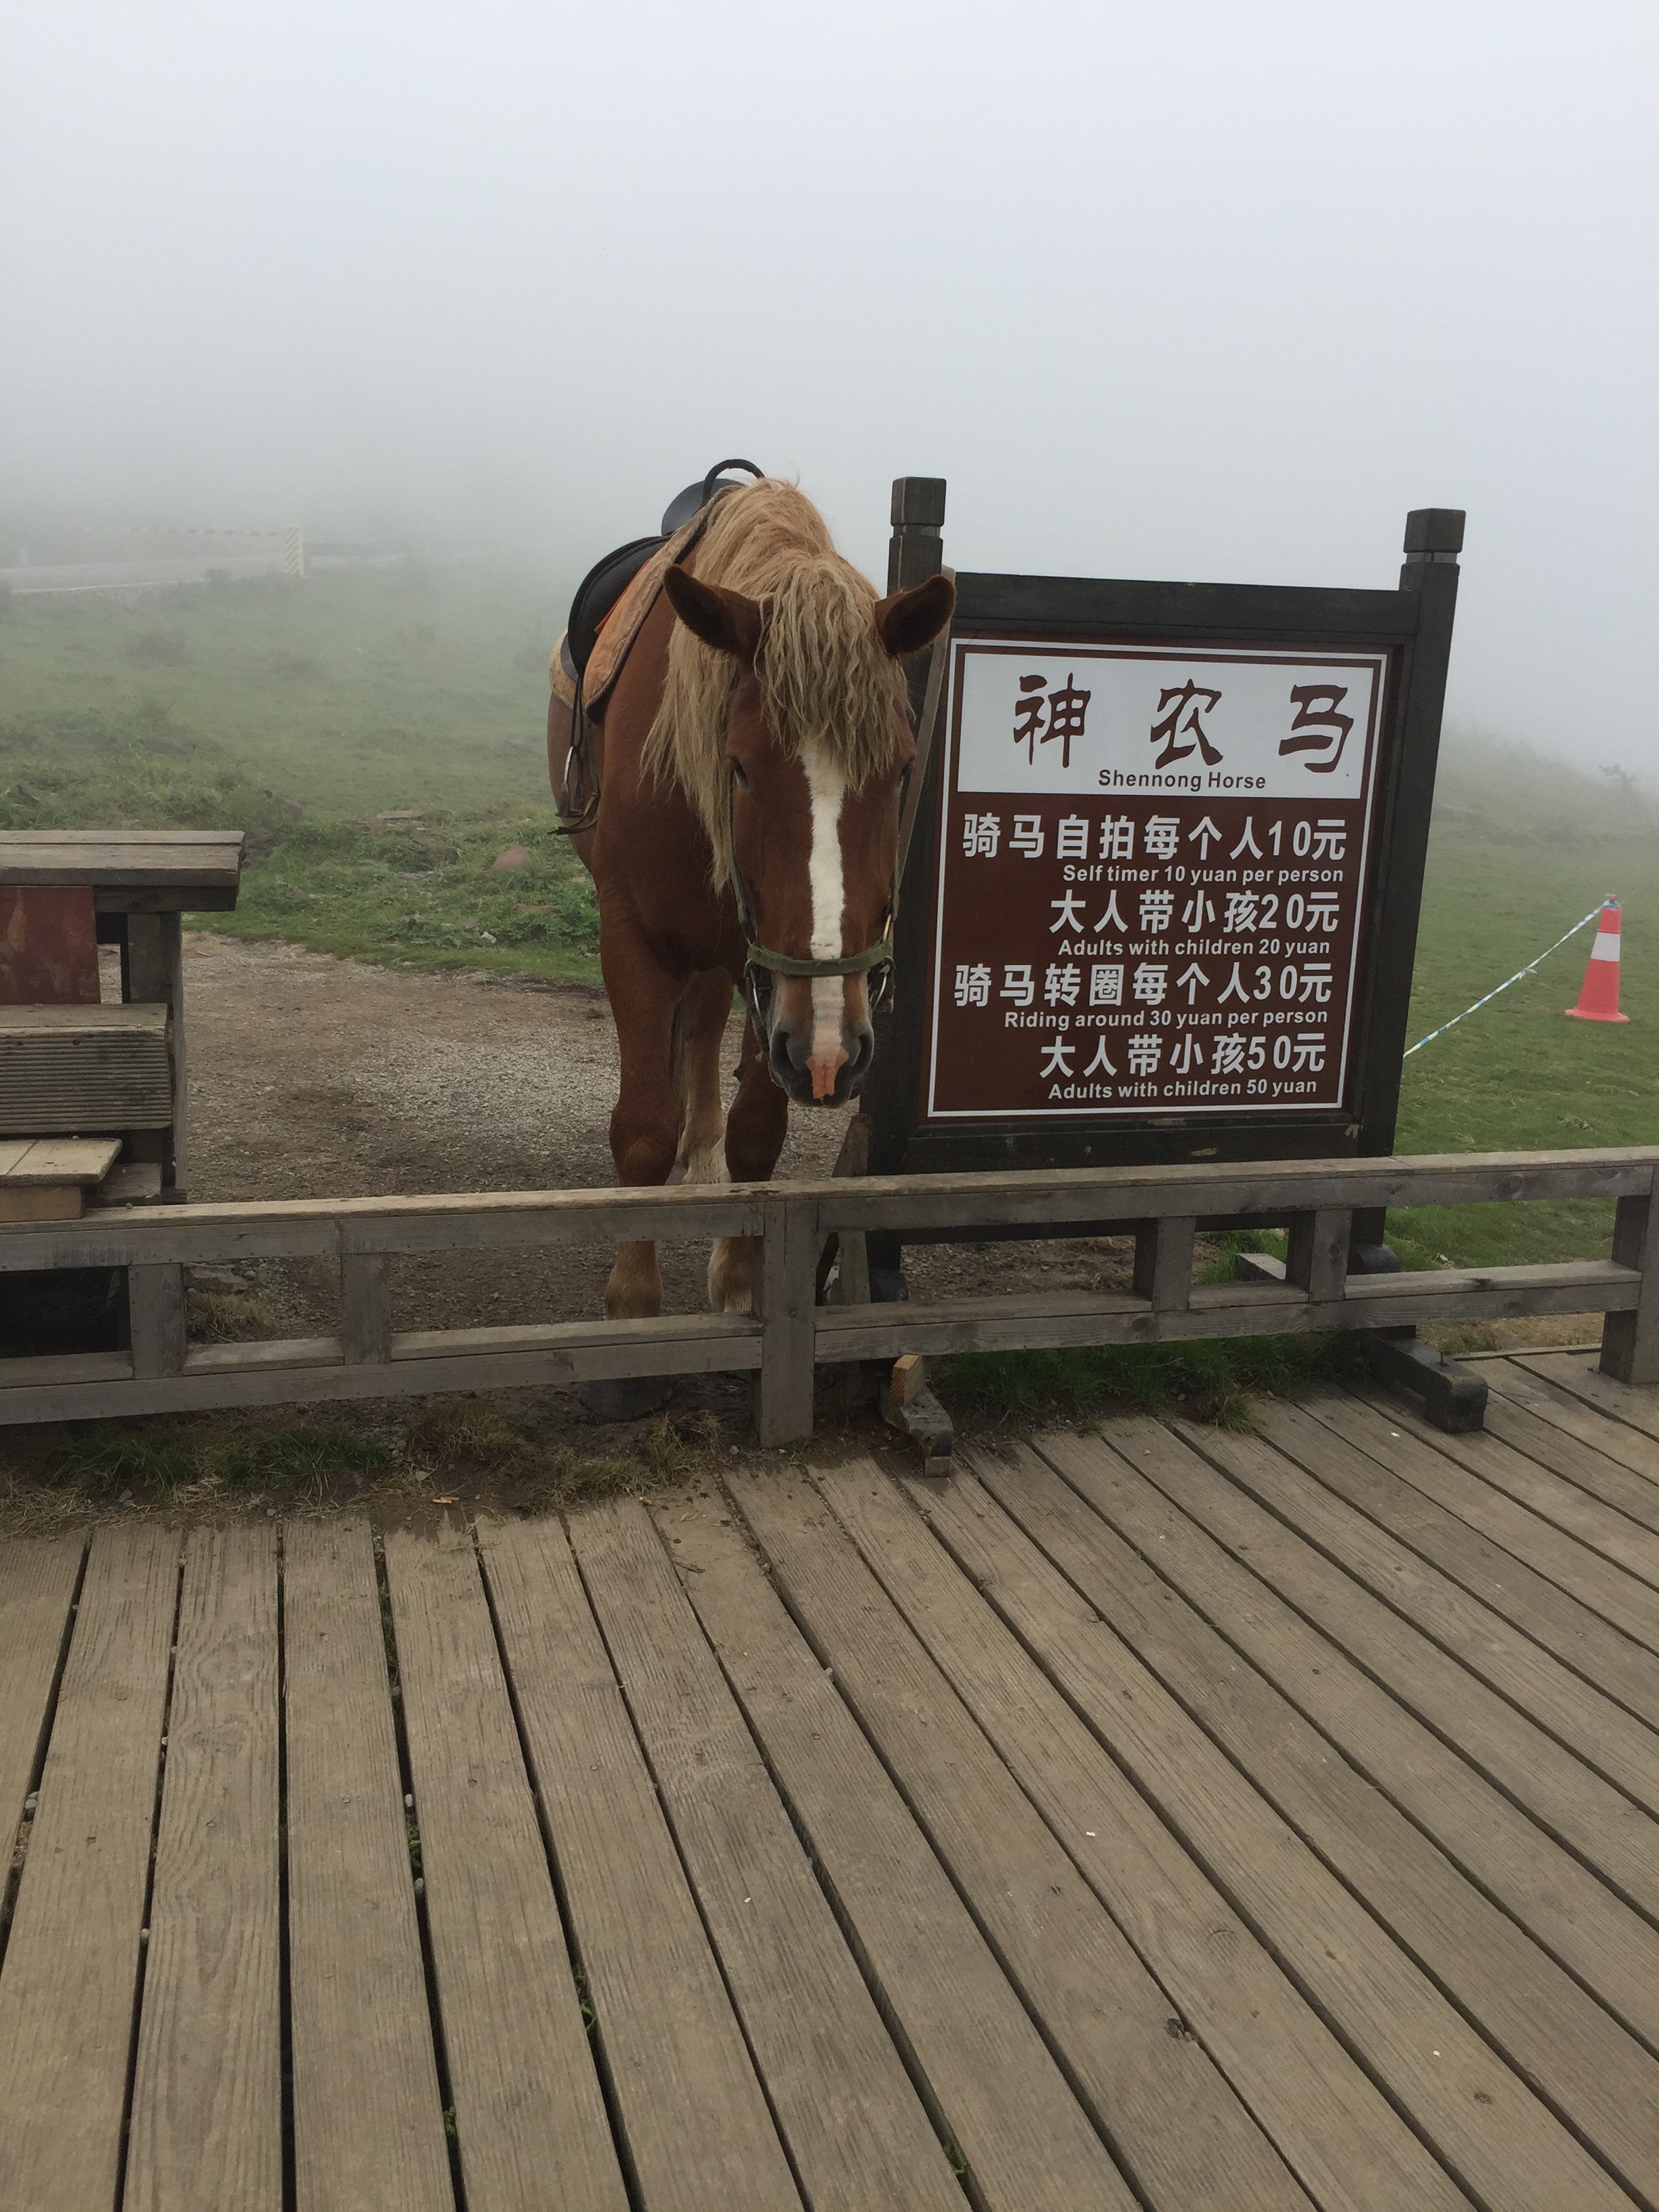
[548,472,954,1345]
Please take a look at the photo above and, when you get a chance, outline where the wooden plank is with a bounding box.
[384,1529,626,2212]
[476,1515,801,2212]
[0,1002,169,1034]
[1357,1386,1659,1593]
[129,1261,188,1378]
[1270,1394,1659,1734]
[125,1528,281,2212]
[0,1188,81,1222]
[874,1443,1603,2212]
[663,1491,1137,2212]
[1311,1387,1659,1654]
[1174,1409,1659,1822]
[763,1466,1381,2212]
[0,1524,178,2212]
[342,1253,392,1365]
[1486,1356,1659,1484]
[1,1139,121,1185]
[933,1446,1659,2211]
[390,1314,760,1368]
[1132,1214,1195,1309]
[0,1536,82,1849]
[756,1190,817,1445]
[1517,1351,1659,1446]
[283,1520,452,2212]
[570,1500,964,2212]
[814,1147,1659,1233]
[811,1261,1639,1362]
[1286,1207,1350,1302]
[1602,1191,1659,1384]
[1477,1391,1659,1536]
[1130,1416,1659,1928]
[1034,1420,1659,2053]
[0,1315,760,1426]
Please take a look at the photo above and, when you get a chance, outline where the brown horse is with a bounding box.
[549,478,953,1335]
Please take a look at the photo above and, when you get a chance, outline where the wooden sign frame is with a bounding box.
[862,482,1463,1264]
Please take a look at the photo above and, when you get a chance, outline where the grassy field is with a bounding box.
[2,562,1654,1275]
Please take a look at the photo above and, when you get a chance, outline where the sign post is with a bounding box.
[863,487,1463,1285]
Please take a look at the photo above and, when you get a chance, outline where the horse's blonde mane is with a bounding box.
[644,478,908,888]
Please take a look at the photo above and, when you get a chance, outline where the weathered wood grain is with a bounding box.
[1486,1357,1659,1484]
[756,1191,817,1445]
[0,1536,82,1864]
[1271,1393,1659,1732]
[129,1261,188,1378]
[1478,1390,1659,1534]
[1134,1418,1659,1930]
[977,1435,1659,2203]
[283,1521,451,2212]
[1311,1388,1659,1654]
[666,1489,1132,2212]
[1357,1386,1659,1592]
[746,1469,1317,2212]
[1176,1413,1659,1821]
[476,1515,800,2212]
[922,1447,1631,2212]
[0,1524,179,2212]
[384,1528,626,2212]
[341,1252,392,1364]
[125,1527,282,2212]
[573,1500,963,2212]
[1517,1351,1659,1444]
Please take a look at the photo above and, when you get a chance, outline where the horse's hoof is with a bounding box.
[577,1374,674,1422]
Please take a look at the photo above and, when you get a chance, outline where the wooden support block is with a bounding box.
[890,1352,928,1406]
[756,1191,817,1445]
[0,1186,82,1222]
[128,1262,187,1378]
[340,1252,392,1365]
[1132,1215,1196,1310]
[1601,1191,1659,1385]
[1286,1208,1352,1304]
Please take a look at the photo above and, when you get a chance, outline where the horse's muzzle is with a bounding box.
[768,1015,874,1107]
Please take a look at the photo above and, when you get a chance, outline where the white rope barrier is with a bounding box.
[1402,901,1610,1058]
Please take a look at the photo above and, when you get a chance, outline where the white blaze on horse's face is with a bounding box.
[802,743,849,1102]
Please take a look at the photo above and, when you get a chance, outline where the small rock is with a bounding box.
[491,844,530,872]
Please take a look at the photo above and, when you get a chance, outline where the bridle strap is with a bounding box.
[745,939,893,977]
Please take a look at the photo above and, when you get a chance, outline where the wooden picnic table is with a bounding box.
[2,1359,1659,2210]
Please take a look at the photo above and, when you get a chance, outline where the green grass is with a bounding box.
[941,1334,1372,1430]
[3,568,1656,1279]
[0,566,602,983]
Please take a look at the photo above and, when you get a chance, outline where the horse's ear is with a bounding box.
[663,565,764,664]
[874,571,956,659]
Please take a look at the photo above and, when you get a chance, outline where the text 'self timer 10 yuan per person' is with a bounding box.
[925,640,1388,1120]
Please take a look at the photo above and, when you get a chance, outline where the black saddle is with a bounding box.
[562,458,764,684]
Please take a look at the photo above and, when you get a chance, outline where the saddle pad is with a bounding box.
[548,507,712,718]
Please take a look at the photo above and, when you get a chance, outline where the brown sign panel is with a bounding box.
[923,639,1391,1124]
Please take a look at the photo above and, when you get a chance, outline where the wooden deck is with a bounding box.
[4,1351,1659,2211]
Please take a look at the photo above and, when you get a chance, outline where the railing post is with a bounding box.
[341,1252,392,1364]
[1601,1189,1659,1385]
[1286,1210,1353,1305]
[756,1191,818,1445]
[1132,1218,1196,1311]
[127,1263,186,1378]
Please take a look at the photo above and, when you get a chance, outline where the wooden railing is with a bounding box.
[1,1148,1654,1440]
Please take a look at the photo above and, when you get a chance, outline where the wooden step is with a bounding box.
[0,1006,172,1135]
[0,1137,124,1223]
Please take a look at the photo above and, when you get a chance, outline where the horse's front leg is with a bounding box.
[709,1013,790,1313]
[602,951,683,1322]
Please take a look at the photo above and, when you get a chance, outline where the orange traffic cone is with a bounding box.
[1565,899,1629,1023]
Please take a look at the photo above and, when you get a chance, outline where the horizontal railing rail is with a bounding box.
[2,1147,1654,1438]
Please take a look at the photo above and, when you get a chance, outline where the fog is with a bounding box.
[3,2,1654,770]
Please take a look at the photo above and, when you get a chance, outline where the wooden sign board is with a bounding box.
[866,490,1464,1223]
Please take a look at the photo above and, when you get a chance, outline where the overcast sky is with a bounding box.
[3,2,1654,768]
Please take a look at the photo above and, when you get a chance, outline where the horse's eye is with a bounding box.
[731,762,750,790]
